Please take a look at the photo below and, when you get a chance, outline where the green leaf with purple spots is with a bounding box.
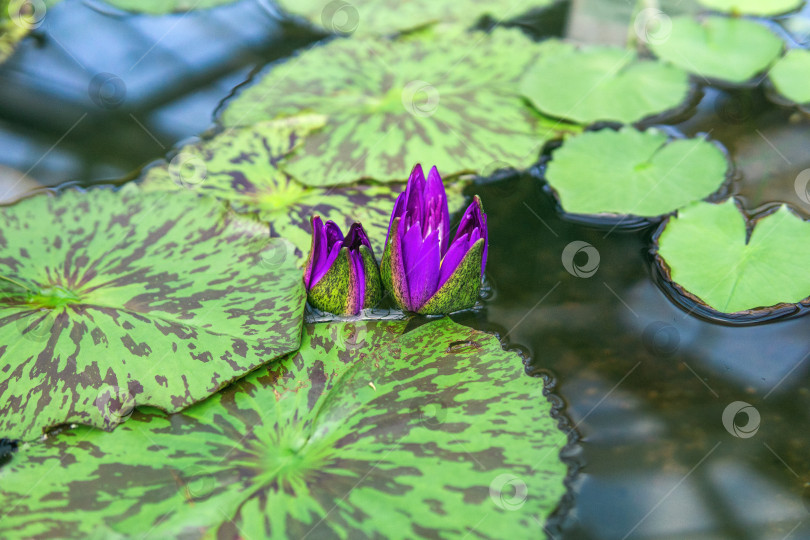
[520,40,692,125]
[140,116,467,259]
[275,0,556,36]
[0,184,305,441]
[0,318,568,538]
[219,29,579,186]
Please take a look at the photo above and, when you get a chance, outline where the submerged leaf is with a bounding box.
[220,29,577,186]
[768,49,810,107]
[140,116,466,258]
[275,0,556,36]
[520,41,692,125]
[655,199,810,317]
[648,16,783,85]
[0,185,305,440]
[0,319,569,538]
[544,127,729,221]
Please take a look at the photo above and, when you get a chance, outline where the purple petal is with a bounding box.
[425,166,450,254]
[305,216,325,288]
[385,192,406,252]
[310,220,345,288]
[405,164,426,228]
[344,222,373,252]
[401,226,440,311]
[437,232,470,290]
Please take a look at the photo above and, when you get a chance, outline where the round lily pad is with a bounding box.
[520,41,693,125]
[0,318,569,538]
[220,29,576,186]
[654,199,810,321]
[275,0,555,36]
[140,116,467,259]
[768,49,810,107]
[543,127,729,223]
[0,184,306,441]
[696,0,804,16]
[648,16,784,85]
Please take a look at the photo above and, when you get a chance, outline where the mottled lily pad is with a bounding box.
[220,29,577,186]
[0,318,569,538]
[768,49,810,107]
[140,116,466,258]
[648,16,783,85]
[520,41,692,125]
[655,199,810,319]
[696,0,804,16]
[544,127,729,222]
[96,0,235,13]
[0,185,305,441]
[275,0,555,36]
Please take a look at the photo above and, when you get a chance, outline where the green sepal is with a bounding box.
[307,247,353,315]
[380,217,410,311]
[418,239,484,315]
[359,245,382,309]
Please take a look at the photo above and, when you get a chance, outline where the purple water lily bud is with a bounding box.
[304,217,382,315]
[381,164,487,315]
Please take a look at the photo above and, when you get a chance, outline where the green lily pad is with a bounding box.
[544,127,729,221]
[655,199,810,317]
[96,0,235,13]
[0,318,569,538]
[769,49,810,107]
[140,116,467,259]
[220,29,578,186]
[0,184,305,441]
[696,0,804,16]
[648,16,784,85]
[520,41,692,125]
[275,0,555,36]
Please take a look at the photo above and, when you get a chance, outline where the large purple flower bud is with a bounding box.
[381,164,487,314]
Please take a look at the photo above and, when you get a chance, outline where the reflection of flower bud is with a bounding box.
[381,164,488,315]
[304,217,382,316]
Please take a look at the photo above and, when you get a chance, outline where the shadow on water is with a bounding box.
[2,0,810,539]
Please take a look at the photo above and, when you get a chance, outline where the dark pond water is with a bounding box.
[2,0,810,538]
